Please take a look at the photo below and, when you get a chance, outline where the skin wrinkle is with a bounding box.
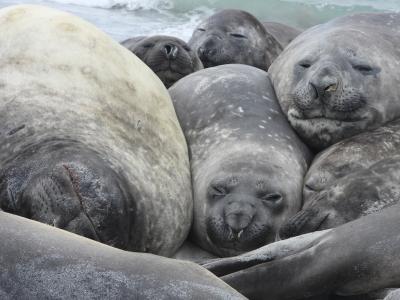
[62,163,102,243]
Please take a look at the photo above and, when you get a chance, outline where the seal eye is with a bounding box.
[142,43,154,48]
[183,45,191,52]
[197,28,206,32]
[260,192,282,204]
[210,185,227,199]
[299,62,311,69]
[230,33,247,39]
[352,64,373,74]
[304,184,317,192]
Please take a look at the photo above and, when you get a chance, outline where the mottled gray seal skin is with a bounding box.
[204,203,400,299]
[279,120,400,239]
[169,64,311,257]
[188,9,282,70]
[121,35,203,88]
[0,211,246,300]
[269,13,400,151]
[0,5,192,256]
[262,21,301,48]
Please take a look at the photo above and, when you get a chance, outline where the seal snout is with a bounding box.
[308,65,339,100]
[197,36,220,65]
[163,43,179,60]
[225,201,254,239]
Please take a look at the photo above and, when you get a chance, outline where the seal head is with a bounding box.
[189,9,281,70]
[269,13,400,150]
[122,35,203,88]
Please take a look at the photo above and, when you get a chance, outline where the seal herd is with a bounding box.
[1,4,400,300]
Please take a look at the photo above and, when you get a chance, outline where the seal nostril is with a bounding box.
[226,212,252,234]
[198,47,205,56]
[324,83,337,93]
[164,44,172,55]
[163,44,179,60]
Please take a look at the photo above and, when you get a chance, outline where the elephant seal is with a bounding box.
[188,9,283,70]
[269,13,400,151]
[203,203,400,299]
[121,35,203,88]
[0,5,192,256]
[262,21,301,48]
[0,211,246,300]
[169,64,312,257]
[279,119,400,238]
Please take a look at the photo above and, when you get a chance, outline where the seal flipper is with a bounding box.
[220,235,340,300]
[203,230,329,277]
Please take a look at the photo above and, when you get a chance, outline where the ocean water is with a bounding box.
[0,0,399,42]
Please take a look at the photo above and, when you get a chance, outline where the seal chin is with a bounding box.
[206,216,273,257]
[287,108,369,149]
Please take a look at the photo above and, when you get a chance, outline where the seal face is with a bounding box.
[204,160,292,256]
[0,5,192,256]
[279,120,400,239]
[122,35,203,88]
[188,9,282,70]
[169,64,311,257]
[269,13,400,151]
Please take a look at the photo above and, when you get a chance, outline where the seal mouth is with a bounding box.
[288,108,368,125]
[207,221,273,256]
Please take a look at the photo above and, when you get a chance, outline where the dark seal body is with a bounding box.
[169,64,311,257]
[0,5,192,256]
[121,35,203,88]
[269,13,400,150]
[0,211,246,300]
[188,9,283,70]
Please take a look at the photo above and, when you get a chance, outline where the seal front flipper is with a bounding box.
[203,230,329,277]
[220,204,400,299]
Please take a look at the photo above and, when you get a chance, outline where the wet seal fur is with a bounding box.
[169,64,311,257]
[203,203,400,299]
[121,35,203,88]
[0,211,246,300]
[269,13,400,151]
[188,9,283,70]
[0,5,192,256]
[280,119,400,239]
